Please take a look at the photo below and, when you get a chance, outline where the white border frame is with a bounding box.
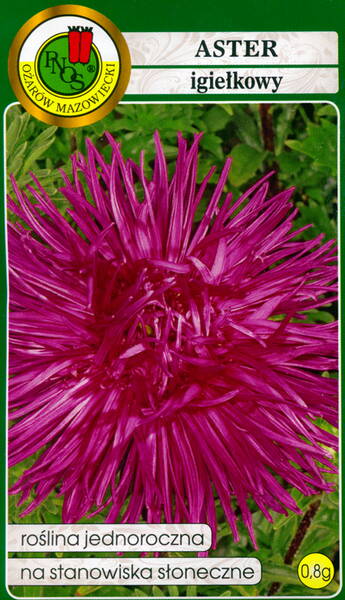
[3,99,342,600]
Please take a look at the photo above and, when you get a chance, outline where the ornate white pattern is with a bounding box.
[127,67,338,95]
[123,32,338,66]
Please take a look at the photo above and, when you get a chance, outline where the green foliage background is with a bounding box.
[7,102,338,598]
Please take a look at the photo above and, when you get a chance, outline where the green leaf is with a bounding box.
[272,516,298,558]
[316,104,337,119]
[133,589,150,597]
[285,119,336,175]
[229,144,264,186]
[168,585,179,596]
[231,585,259,596]
[22,126,57,173]
[220,104,234,116]
[301,309,335,324]
[273,492,317,530]
[17,586,44,597]
[297,526,338,559]
[6,111,31,155]
[204,105,230,132]
[277,150,301,174]
[7,142,27,177]
[200,133,224,159]
[275,104,298,155]
[75,585,103,596]
[186,585,197,596]
[295,199,336,240]
[263,563,299,585]
[232,106,263,151]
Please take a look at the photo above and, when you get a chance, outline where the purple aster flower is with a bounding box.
[8,132,338,549]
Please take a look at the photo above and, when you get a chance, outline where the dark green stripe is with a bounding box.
[131,64,338,69]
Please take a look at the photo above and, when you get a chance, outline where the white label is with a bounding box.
[8,557,261,586]
[127,67,338,95]
[8,524,211,552]
[124,31,338,66]
[122,32,338,95]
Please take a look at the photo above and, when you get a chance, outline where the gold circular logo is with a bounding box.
[8,4,131,127]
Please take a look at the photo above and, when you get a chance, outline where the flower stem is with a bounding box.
[267,498,321,596]
[259,103,279,195]
[259,104,275,153]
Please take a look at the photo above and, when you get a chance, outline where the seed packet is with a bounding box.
[2,1,342,599]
